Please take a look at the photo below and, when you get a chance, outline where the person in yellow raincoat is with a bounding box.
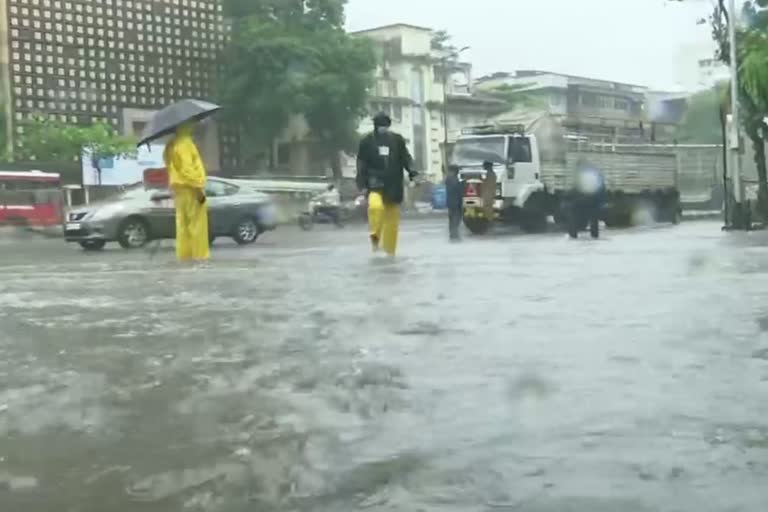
[163,123,209,262]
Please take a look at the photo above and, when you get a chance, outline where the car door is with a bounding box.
[205,179,240,235]
[143,188,176,238]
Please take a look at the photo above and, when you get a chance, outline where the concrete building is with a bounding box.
[0,0,225,171]
[477,70,678,143]
[676,43,729,92]
[347,23,504,180]
[264,23,505,181]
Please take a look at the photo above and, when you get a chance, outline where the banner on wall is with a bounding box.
[82,143,165,186]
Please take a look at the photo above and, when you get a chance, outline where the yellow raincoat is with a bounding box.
[164,124,210,262]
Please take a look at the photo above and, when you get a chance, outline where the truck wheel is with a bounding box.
[464,217,490,235]
[521,212,548,233]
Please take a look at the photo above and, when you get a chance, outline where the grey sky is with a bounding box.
[346,0,715,90]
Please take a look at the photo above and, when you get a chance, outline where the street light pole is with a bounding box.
[727,0,745,227]
[441,46,469,173]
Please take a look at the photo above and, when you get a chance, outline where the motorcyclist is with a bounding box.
[311,184,342,226]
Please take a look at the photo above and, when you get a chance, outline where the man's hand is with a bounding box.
[408,170,419,182]
[196,189,207,205]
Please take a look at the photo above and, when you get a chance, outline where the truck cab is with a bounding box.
[452,125,546,233]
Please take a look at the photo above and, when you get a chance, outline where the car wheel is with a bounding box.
[117,217,150,249]
[233,217,259,245]
[79,240,106,251]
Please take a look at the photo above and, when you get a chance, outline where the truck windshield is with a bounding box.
[452,137,506,166]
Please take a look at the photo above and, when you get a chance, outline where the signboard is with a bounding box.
[82,143,165,186]
[143,168,169,189]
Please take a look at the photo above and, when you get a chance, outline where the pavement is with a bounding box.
[2,219,768,511]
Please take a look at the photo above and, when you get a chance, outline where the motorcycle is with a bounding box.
[298,200,344,231]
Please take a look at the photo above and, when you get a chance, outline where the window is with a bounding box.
[581,92,597,107]
[205,180,237,197]
[508,137,532,163]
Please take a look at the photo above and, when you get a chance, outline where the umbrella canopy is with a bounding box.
[137,99,220,147]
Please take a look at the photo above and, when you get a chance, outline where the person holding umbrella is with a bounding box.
[139,99,220,262]
[164,123,210,262]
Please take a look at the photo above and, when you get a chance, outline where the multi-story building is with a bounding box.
[347,23,503,180]
[676,43,729,92]
[265,23,503,180]
[476,70,667,142]
[0,0,225,171]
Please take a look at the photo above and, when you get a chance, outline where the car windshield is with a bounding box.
[452,136,506,166]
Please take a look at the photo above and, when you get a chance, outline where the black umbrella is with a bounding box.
[137,99,221,147]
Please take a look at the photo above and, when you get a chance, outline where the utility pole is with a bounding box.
[727,0,745,228]
[440,46,469,173]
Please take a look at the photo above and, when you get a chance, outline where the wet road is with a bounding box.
[1,220,768,511]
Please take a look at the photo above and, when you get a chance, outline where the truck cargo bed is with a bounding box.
[542,149,677,194]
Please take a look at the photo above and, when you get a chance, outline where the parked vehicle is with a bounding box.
[455,119,691,234]
[64,177,277,250]
[298,206,343,231]
[0,170,63,228]
[297,195,370,230]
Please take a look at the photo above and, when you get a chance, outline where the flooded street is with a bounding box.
[2,220,768,511]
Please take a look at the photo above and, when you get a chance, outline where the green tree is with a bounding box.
[673,0,768,217]
[677,84,729,144]
[17,117,136,184]
[488,83,548,112]
[431,30,456,53]
[720,0,768,217]
[220,0,375,176]
[301,29,375,177]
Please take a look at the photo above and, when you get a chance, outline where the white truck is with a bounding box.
[453,120,685,234]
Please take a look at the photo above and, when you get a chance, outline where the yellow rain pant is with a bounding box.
[173,185,210,262]
[368,191,401,256]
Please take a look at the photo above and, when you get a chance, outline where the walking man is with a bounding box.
[568,165,605,240]
[445,164,464,240]
[356,112,417,256]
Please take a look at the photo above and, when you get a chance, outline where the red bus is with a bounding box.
[0,170,63,227]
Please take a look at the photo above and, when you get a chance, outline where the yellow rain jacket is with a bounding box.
[164,125,210,262]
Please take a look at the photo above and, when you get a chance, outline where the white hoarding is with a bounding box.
[82,144,166,186]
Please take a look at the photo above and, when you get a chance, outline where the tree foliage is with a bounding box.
[16,117,136,183]
[677,84,729,144]
[673,0,768,218]
[431,30,456,53]
[220,0,375,176]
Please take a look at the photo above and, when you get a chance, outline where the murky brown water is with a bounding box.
[1,221,768,511]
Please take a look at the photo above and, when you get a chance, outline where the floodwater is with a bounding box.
[1,220,768,511]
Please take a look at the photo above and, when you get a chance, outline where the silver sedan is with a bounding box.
[64,178,278,250]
